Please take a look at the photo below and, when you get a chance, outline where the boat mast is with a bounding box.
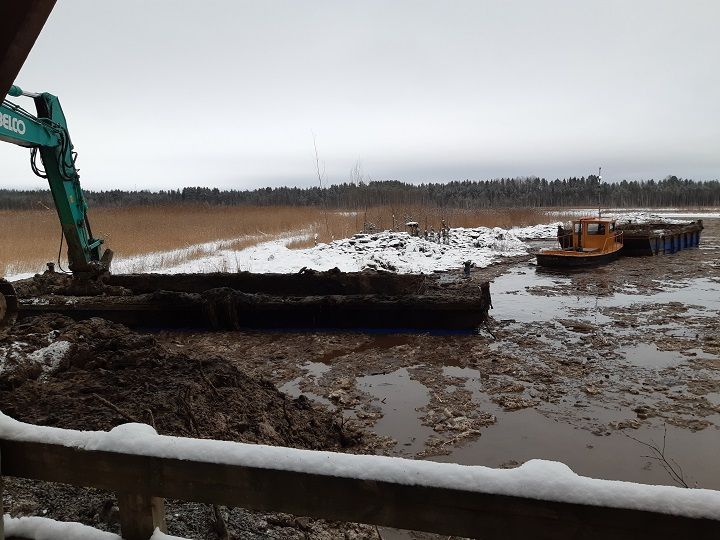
[597,166,602,218]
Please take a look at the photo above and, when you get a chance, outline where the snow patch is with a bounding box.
[607,211,692,225]
[27,341,71,380]
[0,342,30,375]
[658,212,720,219]
[157,227,529,274]
[3,515,122,540]
[151,528,190,540]
[24,297,51,306]
[2,515,190,540]
[510,222,564,240]
[110,229,312,274]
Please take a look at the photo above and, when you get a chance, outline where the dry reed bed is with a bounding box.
[1,205,570,276]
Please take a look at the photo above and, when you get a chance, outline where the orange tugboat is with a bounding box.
[537,217,623,268]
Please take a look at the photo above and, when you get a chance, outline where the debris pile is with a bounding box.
[144,226,532,274]
[0,315,361,449]
[608,211,692,225]
[310,227,528,273]
[0,315,374,538]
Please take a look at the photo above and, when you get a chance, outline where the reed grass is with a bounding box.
[0,205,571,276]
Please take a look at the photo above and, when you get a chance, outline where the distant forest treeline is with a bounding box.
[1,176,718,210]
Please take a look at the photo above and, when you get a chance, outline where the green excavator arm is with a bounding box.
[1,84,111,275]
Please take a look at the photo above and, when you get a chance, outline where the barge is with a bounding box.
[2,270,493,332]
[616,219,704,256]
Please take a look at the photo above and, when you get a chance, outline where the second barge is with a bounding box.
[617,220,704,256]
[556,219,703,257]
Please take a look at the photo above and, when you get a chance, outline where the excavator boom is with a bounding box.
[0,3,108,277]
[1,86,110,275]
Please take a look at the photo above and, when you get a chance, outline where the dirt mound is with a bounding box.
[12,271,131,298]
[1,315,373,538]
[0,315,361,450]
[15,268,429,298]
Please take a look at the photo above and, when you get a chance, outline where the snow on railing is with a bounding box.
[1,413,719,540]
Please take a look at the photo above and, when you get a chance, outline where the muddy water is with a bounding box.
[491,268,719,322]
[163,220,720,498]
[279,361,333,407]
[435,407,720,487]
[356,367,436,454]
[433,347,720,486]
[375,236,720,539]
[371,222,719,491]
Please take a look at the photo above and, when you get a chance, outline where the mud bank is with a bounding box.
[0,315,380,539]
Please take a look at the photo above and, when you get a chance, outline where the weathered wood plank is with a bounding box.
[0,440,718,539]
[116,492,166,540]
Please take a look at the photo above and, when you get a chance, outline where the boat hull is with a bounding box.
[620,221,704,256]
[536,249,621,268]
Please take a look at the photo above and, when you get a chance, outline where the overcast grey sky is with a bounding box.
[2,0,718,190]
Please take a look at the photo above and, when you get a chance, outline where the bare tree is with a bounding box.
[312,132,329,237]
[624,424,689,488]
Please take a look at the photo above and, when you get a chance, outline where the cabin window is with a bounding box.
[610,222,616,231]
[587,223,606,235]
[574,223,581,233]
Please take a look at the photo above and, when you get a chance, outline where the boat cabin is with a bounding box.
[559,217,621,253]
[540,217,624,267]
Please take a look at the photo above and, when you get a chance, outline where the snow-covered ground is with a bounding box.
[510,222,563,239]
[111,229,314,274]
[126,226,541,275]
[659,212,720,219]
[604,211,690,225]
[98,212,703,275]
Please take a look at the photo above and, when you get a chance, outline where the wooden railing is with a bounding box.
[601,229,624,252]
[1,426,719,540]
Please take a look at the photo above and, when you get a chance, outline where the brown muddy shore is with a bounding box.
[1,219,718,539]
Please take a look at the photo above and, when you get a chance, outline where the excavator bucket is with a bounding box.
[0,279,18,332]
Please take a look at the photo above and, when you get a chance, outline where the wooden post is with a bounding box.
[116,492,166,540]
[1,448,4,540]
